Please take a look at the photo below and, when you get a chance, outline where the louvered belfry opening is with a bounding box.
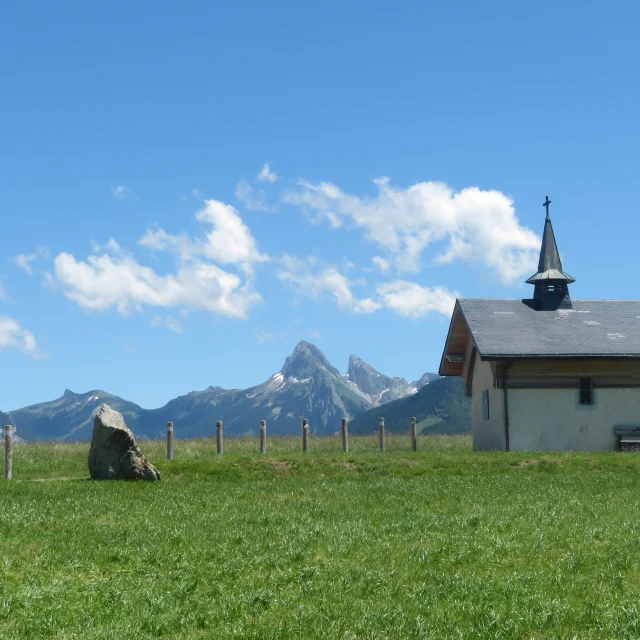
[525,197,575,311]
[532,282,572,310]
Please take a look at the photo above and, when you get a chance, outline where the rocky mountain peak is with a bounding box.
[414,372,440,388]
[280,341,340,379]
[64,389,103,400]
[347,355,391,396]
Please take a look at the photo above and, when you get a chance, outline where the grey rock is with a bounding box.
[88,404,160,481]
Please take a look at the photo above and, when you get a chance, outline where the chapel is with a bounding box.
[439,197,640,451]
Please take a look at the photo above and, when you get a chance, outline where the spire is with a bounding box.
[525,197,574,310]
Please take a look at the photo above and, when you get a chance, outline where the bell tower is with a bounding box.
[525,196,575,310]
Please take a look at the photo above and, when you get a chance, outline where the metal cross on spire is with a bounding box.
[543,195,552,219]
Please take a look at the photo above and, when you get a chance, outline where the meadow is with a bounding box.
[3,435,640,639]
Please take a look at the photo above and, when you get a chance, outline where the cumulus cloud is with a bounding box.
[0,316,44,358]
[54,199,266,320]
[140,198,269,275]
[151,315,183,333]
[278,256,457,319]
[278,255,380,314]
[376,281,458,318]
[111,185,134,200]
[282,177,540,284]
[55,251,260,318]
[257,163,278,183]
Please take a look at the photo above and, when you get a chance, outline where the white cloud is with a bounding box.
[372,256,391,274]
[10,247,50,276]
[257,163,278,183]
[54,200,266,320]
[278,256,457,319]
[55,250,261,319]
[111,185,134,200]
[376,281,458,318]
[151,315,183,333]
[141,199,269,275]
[0,316,44,359]
[278,255,380,314]
[192,189,204,199]
[283,177,540,284]
[235,180,275,213]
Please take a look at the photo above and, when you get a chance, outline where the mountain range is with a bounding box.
[2,341,469,441]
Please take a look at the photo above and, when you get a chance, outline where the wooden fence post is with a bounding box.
[341,418,349,453]
[411,416,417,452]
[379,417,385,453]
[4,425,12,481]
[302,419,309,452]
[167,421,174,460]
[216,420,223,455]
[260,420,267,453]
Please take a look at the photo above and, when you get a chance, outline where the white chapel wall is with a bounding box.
[471,353,505,451]
[508,387,640,451]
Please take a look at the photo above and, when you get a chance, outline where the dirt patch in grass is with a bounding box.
[264,458,293,470]
[517,459,539,467]
[397,458,421,467]
[542,457,565,466]
[513,457,565,470]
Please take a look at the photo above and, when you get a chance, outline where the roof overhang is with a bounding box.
[438,301,476,376]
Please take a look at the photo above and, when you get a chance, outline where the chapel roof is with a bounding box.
[458,298,640,359]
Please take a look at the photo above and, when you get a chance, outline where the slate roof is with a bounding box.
[459,299,640,358]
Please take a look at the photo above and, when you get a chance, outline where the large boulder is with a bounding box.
[88,404,160,481]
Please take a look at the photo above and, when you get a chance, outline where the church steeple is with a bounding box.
[525,196,575,310]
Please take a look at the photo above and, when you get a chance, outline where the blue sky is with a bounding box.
[2,1,640,410]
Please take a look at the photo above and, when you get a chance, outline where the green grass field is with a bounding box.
[3,435,640,639]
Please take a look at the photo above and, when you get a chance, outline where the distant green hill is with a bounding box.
[349,377,470,435]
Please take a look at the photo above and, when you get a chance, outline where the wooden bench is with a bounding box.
[614,426,640,451]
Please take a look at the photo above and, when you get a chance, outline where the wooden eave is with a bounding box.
[439,301,476,377]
